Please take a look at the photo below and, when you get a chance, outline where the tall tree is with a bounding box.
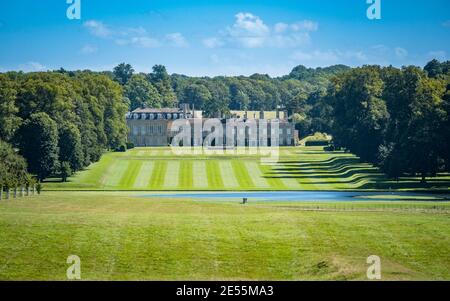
[0,74,21,142]
[113,63,135,85]
[58,122,84,172]
[125,74,161,110]
[149,65,177,107]
[181,83,212,110]
[17,112,59,180]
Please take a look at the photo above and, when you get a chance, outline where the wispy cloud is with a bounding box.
[19,62,47,72]
[394,47,408,59]
[442,20,450,28]
[85,20,160,48]
[203,12,318,49]
[165,33,189,47]
[80,45,98,54]
[203,37,224,48]
[83,20,187,49]
[83,20,112,38]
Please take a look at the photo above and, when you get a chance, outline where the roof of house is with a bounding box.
[132,108,182,114]
[230,110,285,120]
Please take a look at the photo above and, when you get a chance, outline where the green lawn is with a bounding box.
[44,146,450,191]
[0,192,448,280]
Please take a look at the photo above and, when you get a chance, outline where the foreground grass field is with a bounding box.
[45,146,450,191]
[0,192,449,280]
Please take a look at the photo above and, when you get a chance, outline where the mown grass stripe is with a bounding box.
[232,160,253,189]
[193,161,208,189]
[119,161,142,188]
[179,161,193,189]
[206,161,224,189]
[219,161,239,188]
[103,160,130,187]
[164,161,180,188]
[244,161,270,188]
[134,162,154,189]
[149,161,167,189]
[259,164,285,189]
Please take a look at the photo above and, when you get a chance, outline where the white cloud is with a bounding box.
[165,33,189,47]
[117,37,160,48]
[290,20,318,32]
[19,62,47,72]
[203,37,224,48]
[205,12,318,49]
[83,20,112,38]
[80,45,98,54]
[394,47,408,59]
[274,22,288,33]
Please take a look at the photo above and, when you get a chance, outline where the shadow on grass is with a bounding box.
[269,152,450,190]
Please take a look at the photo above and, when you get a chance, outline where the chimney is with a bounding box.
[260,110,265,120]
[244,111,248,120]
[276,107,280,119]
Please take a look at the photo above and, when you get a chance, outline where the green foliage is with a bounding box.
[0,74,21,142]
[58,123,84,172]
[125,74,161,110]
[60,161,72,182]
[149,65,177,107]
[0,140,31,188]
[0,71,128,181]
[17,112,59,181]
[113,63,134,85]
[181,83,212,110]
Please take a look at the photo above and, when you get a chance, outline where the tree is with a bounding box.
[181,83,212,110]
[0,140,31,189]
[60,161,72,182]
[113,63,134,85]
[424,59,443,78]
[125,74,161,110]
[58,122,84,172]
[17,112,59,180]
[0,74,21,142]
[329,66,389,162]
[149,65,177,107]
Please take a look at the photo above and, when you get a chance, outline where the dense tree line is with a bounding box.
[113,62,347,121]
[324,60,450,181]
[0,71,128,182]
[2,59,449,184]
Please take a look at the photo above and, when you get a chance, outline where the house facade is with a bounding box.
[126,106,298,147]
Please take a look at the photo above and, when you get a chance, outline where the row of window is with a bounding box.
[131,124,166,135]
[126,113,189,120]
[130,125,292,137]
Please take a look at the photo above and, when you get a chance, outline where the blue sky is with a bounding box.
[0,0,449,76]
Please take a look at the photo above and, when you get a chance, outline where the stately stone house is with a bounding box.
[126,105,298,147]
